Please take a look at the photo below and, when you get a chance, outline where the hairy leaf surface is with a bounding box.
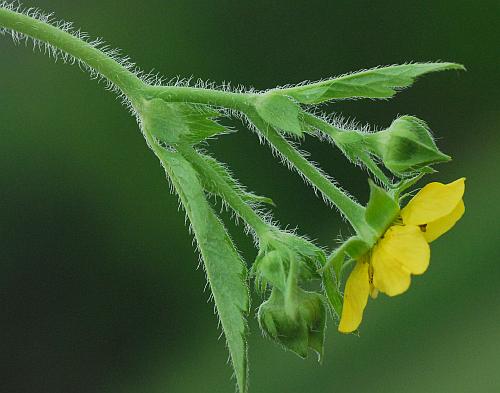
[142,99,226,144]
[157,149,249,393]
[283,62,464,104]
[254,93,303,136]
[197,153,275,206]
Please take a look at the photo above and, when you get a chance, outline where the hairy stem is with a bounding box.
[176,144,271,239]
[304,114,391,185]
[146,87,369,236]
[246,111,369,237]
[0,6,145,97]
[145,86,253,111]
[0,6,369,239]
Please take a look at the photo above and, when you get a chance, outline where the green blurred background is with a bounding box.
[1,1,499,392]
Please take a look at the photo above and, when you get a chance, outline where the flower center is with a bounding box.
[368,263,374,284]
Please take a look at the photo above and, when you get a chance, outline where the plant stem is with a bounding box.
[304,114,391,185]
[145,86,253,111]
[146,87,370,236]
[246,111,369,237]
[0,7,370,238]
[0,6,145,97]
[175,144,271,239]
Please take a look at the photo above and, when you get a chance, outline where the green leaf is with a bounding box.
[365,180,400,236]
[197,153,275,207]
[140,98,226,144]
[254,93,303,136]
[157,149,249,393]
[283,62,465,104]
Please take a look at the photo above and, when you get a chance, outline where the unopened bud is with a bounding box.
[365,116,450,175]
[258,287,326,360]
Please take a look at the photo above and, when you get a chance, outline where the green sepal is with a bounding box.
[252,231,325,293]
[365,180,400,236]
[321,235,370,318]
[343,237,371,260]
[279,232,327,273]
[254,250,288,292]
[418,166,438,174]
[323,236,369,276]
[322,265,343,320]
[258,287,326,361]
[391,172,426,199]
[283,62,464,104]
[365,116,451,176]
[254,93,303,136]
[196,153,275,207]
[140,98,226,145]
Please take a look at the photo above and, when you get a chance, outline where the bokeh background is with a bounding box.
[1,1,499,392]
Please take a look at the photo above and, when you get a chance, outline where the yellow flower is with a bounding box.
[338,178,465,333]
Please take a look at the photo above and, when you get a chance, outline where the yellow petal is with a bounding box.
[372,245,411,297]
[424,199,465,242]
[382,225,430,275]
[338,260,370,333]
[401,178,465,226]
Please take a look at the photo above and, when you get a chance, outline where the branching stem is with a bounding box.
[245,112,369,237]
[303,114,391,185]
[176,144,271,239]
[146,86,370,236]
[0,5,368,238]
[145,86,253,111]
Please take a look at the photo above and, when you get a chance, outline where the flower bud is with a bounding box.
[258,287,326,360]
[252,231,324,293]
[365,116,450,176]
